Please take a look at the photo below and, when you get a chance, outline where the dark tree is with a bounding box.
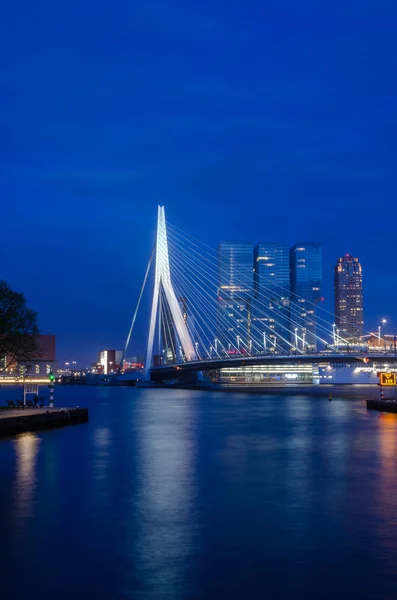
[0,280,40,372]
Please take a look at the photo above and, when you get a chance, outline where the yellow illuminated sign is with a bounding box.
[379,372,396,386]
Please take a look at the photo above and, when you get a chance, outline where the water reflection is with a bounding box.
[91,427,112,508]
[129,396,197,599]
[378,413,397,465]
[377,414,397,543]
[3,387,397,599]
[363,412,397,586]
[93,427,111,480]
[13,433,41,522]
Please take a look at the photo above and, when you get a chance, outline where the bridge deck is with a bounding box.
[149,353,397,381]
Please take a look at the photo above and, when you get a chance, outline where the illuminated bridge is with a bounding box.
[122,207,397,385]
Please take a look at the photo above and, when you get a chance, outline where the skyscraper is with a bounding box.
[253,243,290,351]
[334,254,364,342]
[290,243,322,351]
[218,242,253,351]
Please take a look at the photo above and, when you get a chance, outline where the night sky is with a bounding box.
[2,1,396,367]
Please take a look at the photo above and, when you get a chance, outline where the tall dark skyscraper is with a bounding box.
[334,254,364,342]
[218,242,253,351]
[253,243,290,351]
[290,243,322,351]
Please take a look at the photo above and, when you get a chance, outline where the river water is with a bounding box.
[0,386,397,599]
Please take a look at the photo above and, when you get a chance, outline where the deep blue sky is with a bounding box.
[1,1,396,366]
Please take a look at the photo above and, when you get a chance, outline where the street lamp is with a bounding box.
[263,332,267,351]
[294,328,298,349]
[237,335,241,352]
[332,324,336,345]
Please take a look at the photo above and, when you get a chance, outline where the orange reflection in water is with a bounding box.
[378,413,397,462]
[376,413,397,557]
[13,432,41,521]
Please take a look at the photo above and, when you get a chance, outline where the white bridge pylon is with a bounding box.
[145,206,196,379]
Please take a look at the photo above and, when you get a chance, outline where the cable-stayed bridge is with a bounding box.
[123,206,396,384]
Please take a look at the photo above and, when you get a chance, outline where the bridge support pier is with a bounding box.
[150,369,206,385]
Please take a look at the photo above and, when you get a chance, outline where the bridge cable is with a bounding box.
[165,229,321,352]
[166,225,353,348]
[165,231,296,356]
[166,230,300,355]
[119,245,155,371]
[167,221,365,343]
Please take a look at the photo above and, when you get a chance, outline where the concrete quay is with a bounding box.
[0,407,89,437]
[366,399,397,414]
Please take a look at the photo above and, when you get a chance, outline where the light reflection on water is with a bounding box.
[13,432,41,522]
[10,432,42,559]
[1,388,397,599]
[126,396,197,599]
[93,427,112,480]
[376,414,397,563]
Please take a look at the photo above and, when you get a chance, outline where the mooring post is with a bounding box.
[49,370,55,407]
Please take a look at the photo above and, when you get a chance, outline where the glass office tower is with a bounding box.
[334,254,364,343]
[253,243,290,352]
[290,243,322,351]
[218,242,253,352]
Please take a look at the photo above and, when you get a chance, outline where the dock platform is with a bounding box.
[0,407,89,437]
[366,399,397,414]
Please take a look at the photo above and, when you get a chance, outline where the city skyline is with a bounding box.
[5,228,391,368]
[148,229,377,369]
[215,239,335,357]
[82,234,374,370]
[28,227,393,370]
